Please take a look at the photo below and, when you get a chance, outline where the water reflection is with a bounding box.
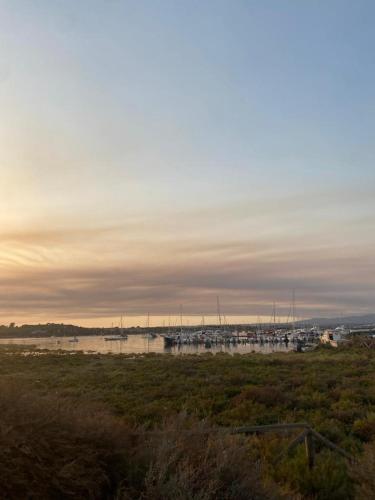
[0,335,294,355]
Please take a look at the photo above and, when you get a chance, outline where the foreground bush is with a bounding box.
[128,415,279,500]
[350,440,375,499]
[0,382,276,499]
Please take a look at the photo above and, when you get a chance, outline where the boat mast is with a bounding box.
[273,302,276,330]
[179,304,183,333]
[292,289,296,331]
[217,296,222,329]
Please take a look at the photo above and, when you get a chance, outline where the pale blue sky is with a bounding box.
[0,1,374,324]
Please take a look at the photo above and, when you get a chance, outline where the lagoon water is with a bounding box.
[0,334,294,355]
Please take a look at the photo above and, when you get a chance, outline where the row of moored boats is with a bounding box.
[67,325,354,348]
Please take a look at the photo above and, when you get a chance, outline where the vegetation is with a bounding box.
[0,323,106,338]
[0,343,374,498]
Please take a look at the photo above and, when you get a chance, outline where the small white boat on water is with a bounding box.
[142,314,158,339]
[142,332,157,339]
[105,315,128,341]
[104,335,128,341]
[69,336,79,343]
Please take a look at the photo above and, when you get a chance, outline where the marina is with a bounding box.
[0,333,296,355]
[161,327,320,349]
[0,328,321,355]
[2,322,369,354]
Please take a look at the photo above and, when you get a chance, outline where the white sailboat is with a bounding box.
[142,313,157,339]
[104,316,128,341]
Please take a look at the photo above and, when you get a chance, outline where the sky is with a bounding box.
[0,0,374,327]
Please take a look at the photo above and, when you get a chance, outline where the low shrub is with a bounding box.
[0,382,276,499]
[350,440,375,498]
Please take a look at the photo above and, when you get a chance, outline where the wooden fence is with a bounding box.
[230,422,354,468]
[142,422,354,469]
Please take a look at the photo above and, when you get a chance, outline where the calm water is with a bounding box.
[0,334,294,355]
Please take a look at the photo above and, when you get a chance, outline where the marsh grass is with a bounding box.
[0,381,275,499]
[0,345,374,498]
[350,441,375,498]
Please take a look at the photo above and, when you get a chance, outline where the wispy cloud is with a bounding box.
[0,240,373,323]
[0,188,374,325]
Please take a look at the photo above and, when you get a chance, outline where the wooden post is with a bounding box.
[305,431,315,469]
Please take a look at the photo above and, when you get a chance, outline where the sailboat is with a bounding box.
[142,313,157,339]
[104,316,128,341]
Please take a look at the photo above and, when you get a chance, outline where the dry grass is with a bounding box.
[129,415,278,500]
[350,441,375,499]
[0,381,275,499]
[0,381,135,499]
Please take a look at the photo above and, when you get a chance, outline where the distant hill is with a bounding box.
[300,313,375,327]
